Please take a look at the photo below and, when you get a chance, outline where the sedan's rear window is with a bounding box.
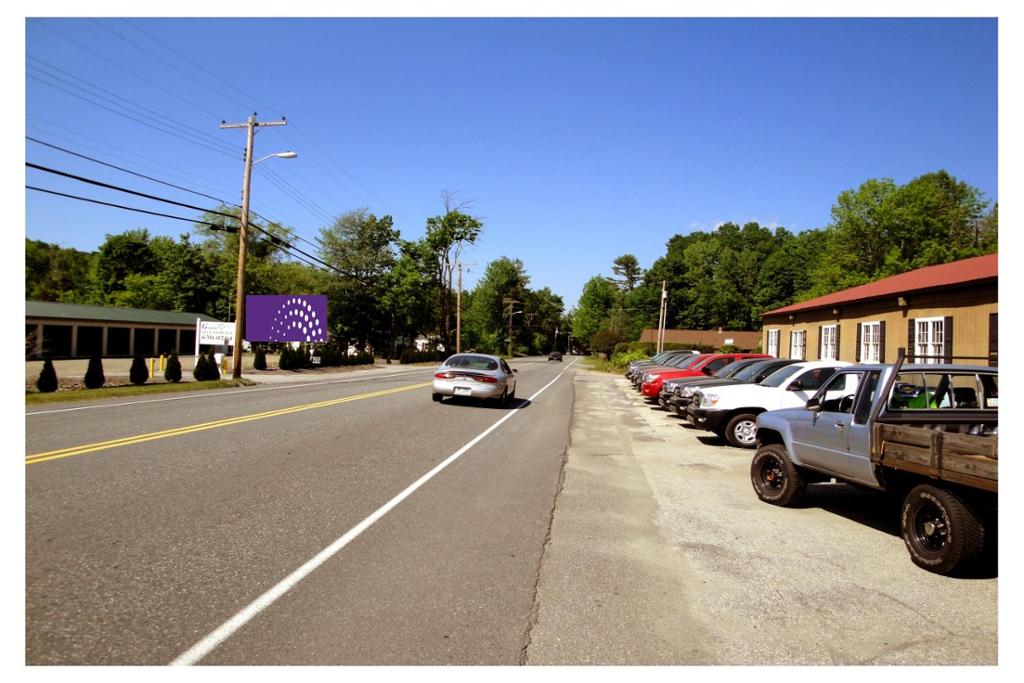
[446,355,499,371]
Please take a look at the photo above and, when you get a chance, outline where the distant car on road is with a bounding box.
[548,351,563,362]
[432,353,518,406]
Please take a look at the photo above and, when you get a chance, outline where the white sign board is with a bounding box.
[199,321,235,345]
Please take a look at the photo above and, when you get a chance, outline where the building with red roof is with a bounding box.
[760,253,997,365]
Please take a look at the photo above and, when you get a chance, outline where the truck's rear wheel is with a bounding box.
[901,484,984,575]
[750,445,806,506]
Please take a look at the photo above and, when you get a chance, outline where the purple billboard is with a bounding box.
[246,295,328,342]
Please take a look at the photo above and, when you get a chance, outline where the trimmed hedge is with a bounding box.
[36,359,58,393]
[164,352,182,383]
[129,355,149,385]
[84,355,105,389]
[399,349,450,364]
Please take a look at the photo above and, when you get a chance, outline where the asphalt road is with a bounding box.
[26,357,578,665]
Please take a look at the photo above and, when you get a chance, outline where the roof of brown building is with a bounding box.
[762,253,998,317]
[638,328,762,349]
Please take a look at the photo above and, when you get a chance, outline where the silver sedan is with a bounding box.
[432,353,518,406]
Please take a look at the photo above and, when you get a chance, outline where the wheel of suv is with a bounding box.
[900,484,984,575]
[750,445,806,506]
[725,413,759,448]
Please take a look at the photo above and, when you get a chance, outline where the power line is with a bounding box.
[117,19,409,227]
[26,115,245,196]
[26,117,297,225]
[25,185,337,276]
[33,20,227,123]
[27,136,231,206]
[28,72,239,160]
[28,57,240,154]
[27,162,238,219]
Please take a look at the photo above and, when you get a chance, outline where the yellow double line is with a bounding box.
[26,382,431,466]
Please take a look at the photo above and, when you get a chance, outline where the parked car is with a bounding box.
[630,351,705,389]
[687,360,850,447]
[548,351,563,362]
[640,353,771,400]
[656,357,765,409]
[752,352,997,574]
[432,353,518,406]
[625,349,696,383]
[666,358,801,415]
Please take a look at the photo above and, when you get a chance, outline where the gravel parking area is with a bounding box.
[526,368,997,665]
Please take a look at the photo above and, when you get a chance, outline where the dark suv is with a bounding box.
[548,351,563,362]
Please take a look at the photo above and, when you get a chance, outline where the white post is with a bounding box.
[195,318,201,367]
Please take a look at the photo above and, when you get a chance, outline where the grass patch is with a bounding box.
[582,356,622,373]
[26,379,255,405]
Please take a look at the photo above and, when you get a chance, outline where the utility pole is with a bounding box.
[455,261,475,354]
[657,280,667,353]
[220,113,288,380]
[504,297,520,359]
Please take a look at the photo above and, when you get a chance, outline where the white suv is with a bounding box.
[686,360,852,448]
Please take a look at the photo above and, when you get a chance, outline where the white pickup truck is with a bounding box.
[751,352,997,575]
[686,361,851,448]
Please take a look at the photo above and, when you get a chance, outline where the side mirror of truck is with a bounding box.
[805,397,822,411]
[787,380,804,391]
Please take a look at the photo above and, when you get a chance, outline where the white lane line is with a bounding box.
[170,357,579,666]
[25,369,434,416]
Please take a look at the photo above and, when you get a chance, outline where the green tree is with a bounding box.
[96,229,159,303]
[609,254,643,291]
[423,194,483,350]
[318,209,400,354]
[572,276,618,349]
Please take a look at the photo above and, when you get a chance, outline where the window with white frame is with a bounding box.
[860,321,881,363]
[916,317,944,364]
[790,330,806,360]
[767,329,780,357]
[820,325,837,360]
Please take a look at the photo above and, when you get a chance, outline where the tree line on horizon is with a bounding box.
[572,170,998,355]
[25,193,568,358]
[26,170,997,357]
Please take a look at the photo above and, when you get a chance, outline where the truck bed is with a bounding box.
[875,423,998,493]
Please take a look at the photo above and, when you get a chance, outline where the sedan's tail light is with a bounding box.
[434,371,497,383]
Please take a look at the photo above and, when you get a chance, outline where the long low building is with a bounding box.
[760,253,997,365]
[26,301,224,359]
[638,328,762,351]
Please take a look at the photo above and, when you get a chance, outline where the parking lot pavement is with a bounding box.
[526,368,997,665]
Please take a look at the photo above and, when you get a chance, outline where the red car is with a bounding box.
[639,353,771,399]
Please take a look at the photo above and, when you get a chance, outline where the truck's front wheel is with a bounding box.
[750,445,806,506]
[725,413,759,448]
[901,484,984,575]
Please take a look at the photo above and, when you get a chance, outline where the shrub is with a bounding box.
[208,352,221,380]
[279,346,294,370]
[590,329,626,358]
[253,348,267,370]
[193,353,212,381]
[129,355,149,385]
[84,354,105,389]
[164,352,182,383]
[36,359,58,393]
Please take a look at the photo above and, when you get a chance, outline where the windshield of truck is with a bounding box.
[734,360,793,383]
[758,364,802,387]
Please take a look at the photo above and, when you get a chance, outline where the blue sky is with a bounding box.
[23,17,998,310]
